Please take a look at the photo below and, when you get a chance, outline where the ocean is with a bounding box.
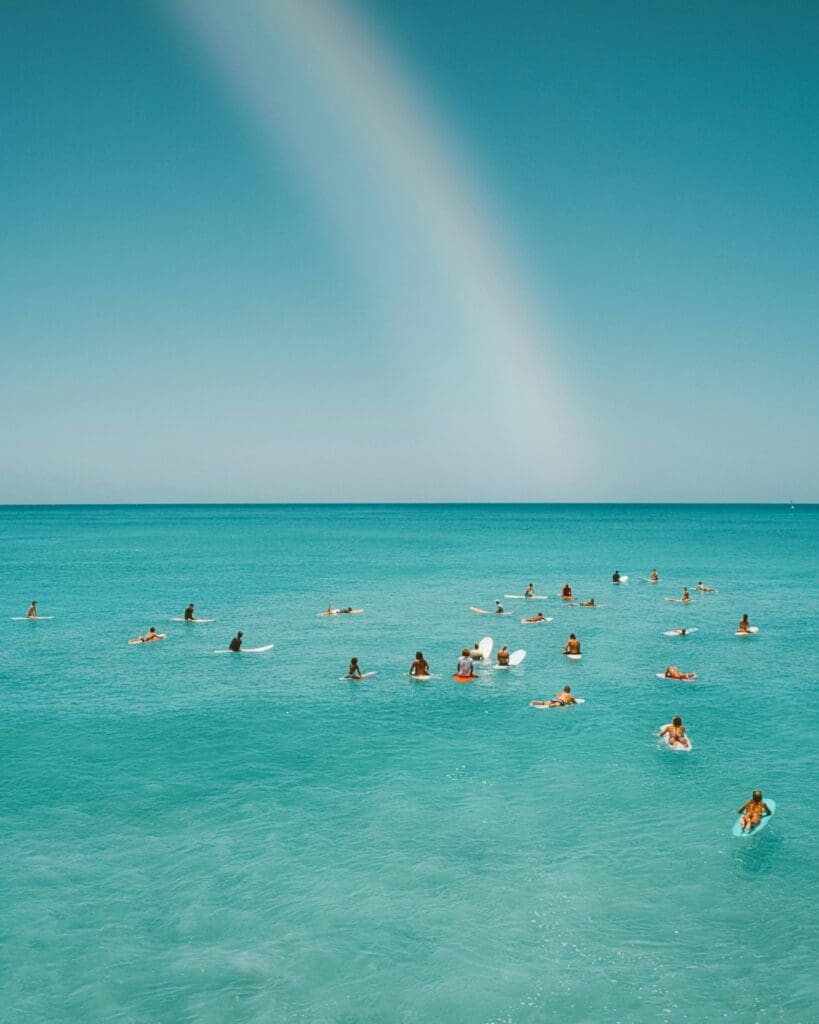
[2,504,817,1023]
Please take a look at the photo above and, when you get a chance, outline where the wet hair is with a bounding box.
[350,657,358,665]
[752,790,762,800]
[415,651,423,660]
[569,633,576,640]
[237,631,243,637]
[672,716,682,726]
[563,686,571,693]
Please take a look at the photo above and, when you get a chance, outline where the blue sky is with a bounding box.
[2,0,816,502]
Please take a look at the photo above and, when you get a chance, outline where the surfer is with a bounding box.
[737,790,772,832]
[494,600,505,614]
[228,631,243,652]
[456,649,475,679]
[659,716,691,749]
[737,613,753,634]
[134,627,164,643]
[409,651,430,677]
[524,611,546,623]
[612,570,621,583]
[497,645,510,666]
[532,686,577,708]
[346,657,363,680]
[696,581,716,592]
[669,628,689,636]
[649,569,659,582]
[469,641,484,661]
[26,601,38,619]
[564,633,581,655]
[561,583,573,600]
[681,587,691,603]
[578,598,596,607]
[524,583,535,598]
[338,607,355,614]
[184,603,195,621]
[664,665,696,680]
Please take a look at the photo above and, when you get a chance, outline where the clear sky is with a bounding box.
[2,0,817,502]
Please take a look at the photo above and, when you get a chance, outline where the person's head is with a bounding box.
[495,600,501,605]
[742,613,748,620]
[752,789,762,801]
[149,627,156,633]
[350,657,358,665]
[237,631,243,638]
[501,644,507,651]
[563,686,571,694]
[672,716,682,726]
[462,648,470,657]
[415,651,423,660]
[570,633,576,640]
[188,603,193,608]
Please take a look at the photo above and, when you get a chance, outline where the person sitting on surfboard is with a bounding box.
[26,601,37,619]
[228,631,243,652]
[524,583,535,598]
[346,657,363,680]
[456,649,474,679]
[564,634,581,655]
[524,611,546,622]
[409,651,430,677]
[468,641,484,661]
[696,581,716,592]
[612,570,621,583]
[737,613,753,633]
[659,716,690,749]
[650,569,659,581]
[664,665,696,680]
[738,790,771,832]
[184,603,195,621]
[494,600,505,614]
[497,645,510,666]
[562,583,573,599]
[681,587,691,602]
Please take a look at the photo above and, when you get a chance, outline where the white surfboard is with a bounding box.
[170,617,215,623]
[565,652,582,661]
[521,615,553,624]
[642,578,660,583]
[661,733,693,751]
[340,671,377,679]
[504,594,546,600]
[477,637,494,661]
[530,697,585,709]
[11,616,55,620]
[215,644,274,654]
[612,575,629,583]
[655,671,698,681]
[736,626,759,636]
[663,628,699,637]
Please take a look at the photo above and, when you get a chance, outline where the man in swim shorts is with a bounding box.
[524,584,535,598]
[659,715,690,749]
[540,686,576,707]
[579,598,595,607]
[524,611,546,622]
[229,631,243,652]
[562,583,573,599]
[497,645,510,666]
[138,627,163,643]
[612,570,621,582]
[184,603,195,621]
[696,581,716,592]
[494,600,505,614]
[26,601,37,619]
[664,665,695,680]
[650,569,659,581]
[564,633,581,655]
[457,649,474,679]
[469,641,484,661]
[738,790,771,832]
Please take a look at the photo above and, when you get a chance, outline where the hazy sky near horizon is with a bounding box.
[2,0,817,502]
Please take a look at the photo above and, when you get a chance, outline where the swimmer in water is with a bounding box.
[659,715,691,749]
[531,686,577,708]
[456,649,475,679]
[346,657,363,680]
[135,627,164,643]
[524,583,535,598]
[696,581,716,592]
[497,645,510,666]
[738,790,772,832]
[612,570,621,583]
[664,665,696,680]
[524,611,547,622]
[228,631,243,652]
[26,601,38,619]
[649,569,659,582]
[562,583,573,600]
[409,651,430,677]
[564,633,581,655]
[184,603,195,621]
[737,613,753,634]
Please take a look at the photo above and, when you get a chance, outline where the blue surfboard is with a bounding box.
[732,798,776,837]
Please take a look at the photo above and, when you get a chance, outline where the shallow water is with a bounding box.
[2,504,817,1022]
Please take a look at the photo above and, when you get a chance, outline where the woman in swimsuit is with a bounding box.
[659,715,690,749]
[346,657,363,680]
[497,645,510,666]
[738,613,752,633]
[738,790,771,832]
[409,651,430,677]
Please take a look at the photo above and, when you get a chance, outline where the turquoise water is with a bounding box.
[2,504,818,1023]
